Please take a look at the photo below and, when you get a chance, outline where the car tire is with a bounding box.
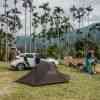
[16,63,25,71]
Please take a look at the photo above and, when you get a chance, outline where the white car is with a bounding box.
[41,58,59,65]
[10,53,40,70]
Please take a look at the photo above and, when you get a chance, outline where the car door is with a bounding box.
[26,54,36,67]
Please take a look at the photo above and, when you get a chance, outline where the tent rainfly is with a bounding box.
[16,61,70,86]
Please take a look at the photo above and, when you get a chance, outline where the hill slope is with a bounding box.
[16,23,100,50]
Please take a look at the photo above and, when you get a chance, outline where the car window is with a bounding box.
[20,55,24,57]
[26,54,33,58]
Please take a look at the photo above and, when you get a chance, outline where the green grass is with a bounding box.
[0,62,100,100]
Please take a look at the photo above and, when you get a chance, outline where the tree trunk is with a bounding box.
[29,9,32,53]
[25,7,27,53]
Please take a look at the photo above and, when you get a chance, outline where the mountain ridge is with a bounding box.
[16,22,100,50]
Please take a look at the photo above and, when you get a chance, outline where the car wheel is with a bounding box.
[16,63,25,71]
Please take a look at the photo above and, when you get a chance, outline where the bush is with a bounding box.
[47,45,59,59]
[95,46,100,59]
[76,49,84,58]
[46,45,65,59]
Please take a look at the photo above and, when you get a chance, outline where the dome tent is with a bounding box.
[16,61,70,86]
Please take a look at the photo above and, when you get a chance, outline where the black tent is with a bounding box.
[16,61,70,86]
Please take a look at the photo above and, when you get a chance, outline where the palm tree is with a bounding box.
[13,0,22,32]
[70,5,93,55]
[14,0,17,33]
[53,6,64,58]
[85,5,93,49]
[24,0,35,53]
[22,0,35,53]
[4,0,9,61]
[28,0,33,53]
[22,0,28,53]
[61,16,73,51]
[32,12,40,51]
[53,6,64,43]
[0,30,4,60]
[0,31,12,61]
[61,16,73,33]
[85,5,93,25]
[0,10,22,32]
[47,15,57,43]
[53,7,64,36]
[70,5,86,55]
[70,5,86,33]
[0,4,22,32]
[6,0,21,32]
[39,2,51,52]
[0,0,22,61]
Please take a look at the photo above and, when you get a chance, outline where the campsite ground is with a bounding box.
[0,62,100,100]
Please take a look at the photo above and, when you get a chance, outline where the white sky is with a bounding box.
[0,0,100,35]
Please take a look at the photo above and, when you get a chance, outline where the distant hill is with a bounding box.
[16,36,33,52]
[16,23,100,51]
[16,36,30,48]
[78,23,100,40]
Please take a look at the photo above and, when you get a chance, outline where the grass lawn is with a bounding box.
[0,62,100,100]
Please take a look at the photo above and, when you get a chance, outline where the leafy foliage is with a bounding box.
[0,31,14,61]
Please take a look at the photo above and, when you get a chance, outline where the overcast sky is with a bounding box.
[0,0,100,35]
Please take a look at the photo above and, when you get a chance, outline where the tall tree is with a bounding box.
[70,5,93,55]
[28,0,33,53]
[22,0,35,53]
[0,9,22,33]
[70,5,86,33]
[53,6,64,44]
[24,0,34,53]
[53,6,64,58]
[85,5,93,25]
[85,5,93,47]
[0,31,14,61]
[22,0,28,53]
[61,16,73,50]
[0,0,22,61]
[4,0,9,61]
[32,12,40,51]
[39,2,51,50]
